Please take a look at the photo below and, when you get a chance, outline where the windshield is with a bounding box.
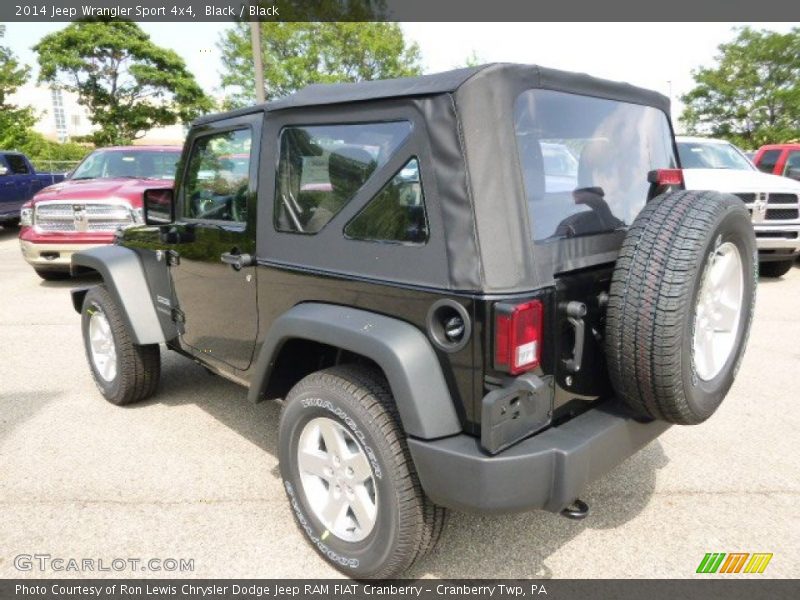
[677,141,754,171]
[71,149,180,180]
[515,89,676,241]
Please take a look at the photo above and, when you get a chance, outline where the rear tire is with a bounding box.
[759,260,794,278]
[278,365,446,578]
[34,268,70,281]
[81,285,160,405]
[606,190,756,424]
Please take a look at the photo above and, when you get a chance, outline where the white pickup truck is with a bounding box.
[677,136,800,278]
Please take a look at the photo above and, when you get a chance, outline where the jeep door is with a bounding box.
[170,114,261,370]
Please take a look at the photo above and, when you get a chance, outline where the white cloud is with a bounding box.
[401,22,796,126]
[4,21,794,126]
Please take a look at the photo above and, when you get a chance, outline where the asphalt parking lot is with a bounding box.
[1,223,798,579]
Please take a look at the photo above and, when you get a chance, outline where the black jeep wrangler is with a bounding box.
[70,64,757,578]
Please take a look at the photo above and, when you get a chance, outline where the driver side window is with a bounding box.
[184,128,252,222]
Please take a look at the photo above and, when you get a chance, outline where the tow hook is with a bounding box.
[560,498,590,520]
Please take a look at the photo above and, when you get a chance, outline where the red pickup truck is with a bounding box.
[754,143,800,181]
[19,146,180,280]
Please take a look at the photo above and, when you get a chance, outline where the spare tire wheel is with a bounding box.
[606,190,756,424]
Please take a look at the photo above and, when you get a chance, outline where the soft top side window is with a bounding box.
[274,121,412,234]
[345,158,428,245]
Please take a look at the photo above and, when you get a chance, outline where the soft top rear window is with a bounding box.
[514,90,676,241]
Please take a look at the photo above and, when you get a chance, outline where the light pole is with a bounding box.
[667,80,673,120]
[250,21,266,103]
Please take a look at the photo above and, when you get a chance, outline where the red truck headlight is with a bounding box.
[20,204,34,227]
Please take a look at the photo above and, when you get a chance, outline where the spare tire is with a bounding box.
[606,190,756,424]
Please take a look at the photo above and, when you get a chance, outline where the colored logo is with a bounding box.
[696,552,773,574]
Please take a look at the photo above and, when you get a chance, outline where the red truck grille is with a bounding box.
[34,202,135,233]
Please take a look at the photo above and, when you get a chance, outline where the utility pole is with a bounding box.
[250,21,266,103]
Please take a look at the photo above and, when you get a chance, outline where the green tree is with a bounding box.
[35,21,213,146]
[21,135,91,167]
[0,42,90,164]
[218,22,422,108]
[681,27,800,148]
[0,44,36,150]
[462,50,482,68]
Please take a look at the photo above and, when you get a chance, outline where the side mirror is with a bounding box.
[0,165,9,176]
[143,188,175,225]
[786,167,800,182]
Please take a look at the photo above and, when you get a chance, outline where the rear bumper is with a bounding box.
[407,403,670,514]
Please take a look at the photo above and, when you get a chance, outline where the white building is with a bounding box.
[9,84,188,146]
[10,84,93,142]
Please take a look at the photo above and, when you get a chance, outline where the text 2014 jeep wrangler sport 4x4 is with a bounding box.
[70,64,756,578]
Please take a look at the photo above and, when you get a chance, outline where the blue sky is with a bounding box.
[3,22,795,118]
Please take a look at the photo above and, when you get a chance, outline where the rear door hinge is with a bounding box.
[171,307,185,324]
[166,250,181,267]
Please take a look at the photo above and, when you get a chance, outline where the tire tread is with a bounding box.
[83,285,160,405]
[606,190,754,424]
[284,364,446,578]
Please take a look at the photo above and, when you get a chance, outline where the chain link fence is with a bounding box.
[28,159,82,175]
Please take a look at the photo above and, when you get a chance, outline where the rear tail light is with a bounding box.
[494,300,543,375]
[647,168,683,186]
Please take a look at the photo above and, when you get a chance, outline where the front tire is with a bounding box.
[278,365,446,578]
[759,259,794,278]
[81,285,160,405]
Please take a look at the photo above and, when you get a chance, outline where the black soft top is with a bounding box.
[196,63,670,123]
[199,64,673,293]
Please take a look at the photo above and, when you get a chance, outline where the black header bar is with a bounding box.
[1,0,799,22]
[2,579,799,600]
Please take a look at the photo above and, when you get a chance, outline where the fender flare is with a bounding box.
[248,303,462,440]
[70,246,166,345]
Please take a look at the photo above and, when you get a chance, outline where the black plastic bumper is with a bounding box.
[757,248,800,262]
[407,403,670,514]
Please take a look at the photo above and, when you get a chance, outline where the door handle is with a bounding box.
[220,252,254,270]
